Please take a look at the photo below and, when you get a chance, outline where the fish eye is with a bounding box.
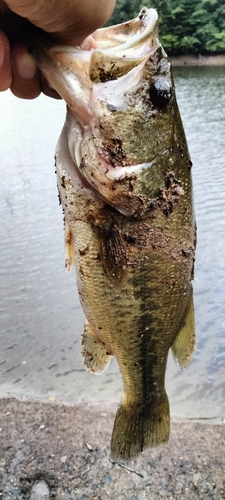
[150,80,172,108]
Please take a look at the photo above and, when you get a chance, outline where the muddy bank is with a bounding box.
[0,398,225,499]
[170,54,225,66]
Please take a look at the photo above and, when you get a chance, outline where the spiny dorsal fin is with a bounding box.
[171,287,196,369]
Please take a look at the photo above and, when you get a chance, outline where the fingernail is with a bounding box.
[14,52,37,80]
[0,41,5,67]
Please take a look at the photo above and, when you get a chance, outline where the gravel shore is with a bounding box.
[0,398,224,499]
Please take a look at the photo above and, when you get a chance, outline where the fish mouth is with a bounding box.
[33,8,171,215]
[34,7,159,122]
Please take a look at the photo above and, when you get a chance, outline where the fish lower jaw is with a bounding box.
[68,141,155,214]
[66,110,156,213]
[65,112,168,215]
[73,156,153,215]
[102,159,154,180]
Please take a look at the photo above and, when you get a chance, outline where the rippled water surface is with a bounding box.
[0,66,224,420]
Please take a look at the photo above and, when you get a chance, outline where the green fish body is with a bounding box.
[17,8,197,459]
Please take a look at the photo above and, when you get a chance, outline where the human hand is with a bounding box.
[0,0,116,99]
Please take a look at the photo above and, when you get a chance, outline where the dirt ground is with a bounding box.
[0,398,224,500]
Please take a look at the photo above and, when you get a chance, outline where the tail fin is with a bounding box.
[110,393,170,461]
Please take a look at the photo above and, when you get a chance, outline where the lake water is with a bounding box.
[0,66,224,421]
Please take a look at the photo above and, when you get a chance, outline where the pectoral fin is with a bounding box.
[171,288,196,368]
[81,321,111,374]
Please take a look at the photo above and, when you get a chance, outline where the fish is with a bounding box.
[3,7,196,460]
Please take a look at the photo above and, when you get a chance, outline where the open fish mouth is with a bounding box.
[33,8,174,214]
[41,7,159,116]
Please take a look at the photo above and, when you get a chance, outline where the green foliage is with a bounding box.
[106,0,225,55]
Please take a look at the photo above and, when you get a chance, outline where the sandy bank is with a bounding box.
[0,398,224,499]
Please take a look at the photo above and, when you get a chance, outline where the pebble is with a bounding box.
[30,481,50,500]
[104,473,112,485]
[193,473,201,482]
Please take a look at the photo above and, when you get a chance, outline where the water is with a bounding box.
[0,66,224,421]
[168,66,225,420]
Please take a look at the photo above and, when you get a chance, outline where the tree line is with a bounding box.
[106,0,225,55]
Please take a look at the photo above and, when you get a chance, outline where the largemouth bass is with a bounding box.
[3,7,196,460]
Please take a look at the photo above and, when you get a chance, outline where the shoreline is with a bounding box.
[170,53,225,66]
[1,398,225,499]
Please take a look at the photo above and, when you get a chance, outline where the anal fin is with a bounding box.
[81,321,111,375]
[171,286,196,368]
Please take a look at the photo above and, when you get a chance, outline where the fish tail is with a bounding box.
[110,393,170,461]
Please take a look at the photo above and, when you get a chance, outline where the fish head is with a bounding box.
[34,8,182,215]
